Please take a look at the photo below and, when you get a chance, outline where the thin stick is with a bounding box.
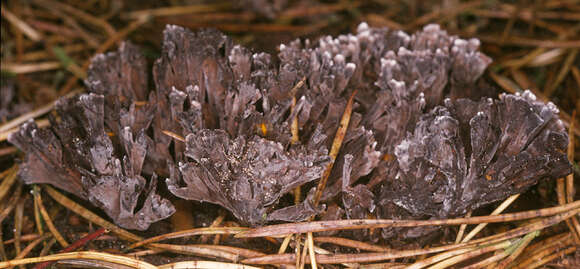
[237,200,580,238]
[126,227,247,250]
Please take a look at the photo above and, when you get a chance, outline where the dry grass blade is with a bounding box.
[454,211,471,244]
[0,165,18,202]
[461,194,520,243]
[123,3,230,20]
[314,237,392,252]
[199,209,226,244]
[488,71,520,94]
[312,90,357,207]
[33,186,45,246]
[545,48,578,97]
[242,209,577,265]
[0,251,157,269]
[0,4,42,41]
[496,230,540,268]
[0,88,80,133]
[162,130,185,142]
[126,227,248,250]
[31,0,116,36]
[278,234,292,254]
[307,233,317,269]
[58,16,149,96]
[565,111,580,241]
[359,262,409,269]
[237,201,580,238]
[0,147,18,158]
[158,260,261,269]
[0,62,62,74]
[528,48,565,67]
[32,187,68,248]
[477,35,580,48]
[290,77,306,145]
[0,183,22,224]
[0,226,9,261]
[43,186,142,242]
[3,234,41,245]
[513,232,571,265]
[0,119,49,143]
[13,194,25,259]
[10,234,52,261]
[523,246,578,269]
[406,244,477,269]
[33,228,108,269]
[411,0,483,27]
[148,243,240,261]
[37,238,56,259]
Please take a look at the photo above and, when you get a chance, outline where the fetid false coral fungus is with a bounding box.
[9,23,571,239]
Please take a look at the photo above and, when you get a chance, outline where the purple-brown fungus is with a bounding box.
[375,91,571,240]
[167,129,328,225]
[153,25,332,225]
[9,43,174,231]
[9,22,572,236]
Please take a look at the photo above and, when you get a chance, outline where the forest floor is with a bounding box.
[1,0,579,268]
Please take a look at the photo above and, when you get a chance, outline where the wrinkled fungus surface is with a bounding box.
[10,23,571,238]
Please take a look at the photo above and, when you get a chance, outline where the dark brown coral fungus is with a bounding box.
[9,23,572,235]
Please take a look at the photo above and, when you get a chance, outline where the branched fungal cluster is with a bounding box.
[9,23,571,242]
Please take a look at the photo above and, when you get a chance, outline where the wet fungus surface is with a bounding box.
[9,23,571,240]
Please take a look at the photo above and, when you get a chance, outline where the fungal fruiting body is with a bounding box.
[9,24,571,240]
